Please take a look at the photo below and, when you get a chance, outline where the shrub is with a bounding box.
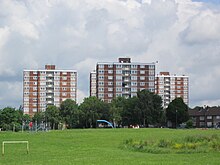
[158,139,171,148]
[185,143,197,149]
[173,143,184,150]
[185,120,193,129]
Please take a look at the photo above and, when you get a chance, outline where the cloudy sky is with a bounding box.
[0,0,220,108]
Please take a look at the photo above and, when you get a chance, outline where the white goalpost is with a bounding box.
[2,141,29,156]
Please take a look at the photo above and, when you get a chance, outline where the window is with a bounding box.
[149,65,155,69]
[200,116,205,121]
[116,70,122,74]
[98,64,104,68]
[149,70,154,75]
[98,76,104,80]
[207,116,212,119]
[71,76,76,80]
[62,82,67,85]
[116,65,122,68]
[140,82,145,86]
[98,81,104,86]
[116,88,122,92]
[62,77,67,80]
[149,82,154,87]
[131,82,137,86]
[108,76,113,80]
[108,82,113,86]
[131,76,137,80]
[140,70,145,74]
[116,82,122,86]
[108,70,113,74]
[98,88,104,91]
[98,70,104,74]
[108,64,113,68]
[140,65,145,68]
[131,65,137,68]
[207,122,212,127]
[40,82,46,85]
[116,76,122,80]
[108,88,113,91]
[98,93,104,98]
[131,70,137,74]
[140,76,145,80]
[108,94,113,97]
[131,88,137,92]
[149,76,154,81]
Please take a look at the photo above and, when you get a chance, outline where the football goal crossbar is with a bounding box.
[2,141,29,156]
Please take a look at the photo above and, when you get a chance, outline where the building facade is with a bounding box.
[155,72,189,108]
[92,58,156,103]
[23,65,77,116]
[90,71,96,97]
[189,106,220,128]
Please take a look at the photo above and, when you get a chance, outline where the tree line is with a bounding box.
[0,90,189,131]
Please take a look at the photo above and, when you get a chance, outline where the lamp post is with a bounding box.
[176,110,178,129]
[204,105,208,128]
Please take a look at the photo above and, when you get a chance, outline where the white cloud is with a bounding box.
[182,10,220,43]
[0,0,220,108]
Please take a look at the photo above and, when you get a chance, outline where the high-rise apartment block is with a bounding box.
[155,72,189,108]
[23,65,77,116]
[90,71,96,97]
[91,58,156,103]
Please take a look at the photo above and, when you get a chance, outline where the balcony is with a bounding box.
[47,74,53,77]
[47,90,53,93]
[47,84,54,88]
[124,79,130,82]
[123,67,130,70]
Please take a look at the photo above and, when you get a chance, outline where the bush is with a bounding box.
[158,139,171,148]
[185,120,193,129]
[122,134,220,154]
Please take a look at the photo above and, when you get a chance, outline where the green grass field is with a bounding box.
[0,128,220,165]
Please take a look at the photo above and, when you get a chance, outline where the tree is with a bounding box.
[79,96,109,128]
[136,90,163,127]
[166,97,189,128]
[121,96,140,127]
[109,97,125,127]
[45,105,60,129]
[0,107,22,131]
[60,99,78,128]
[32,111,45,125]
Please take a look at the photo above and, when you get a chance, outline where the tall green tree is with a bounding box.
[79,96,109,128]
[121,96,140,127]
[109,97,125,127]
[32,111,45,124]
[166,97,189,128]
[0,107,22,131]
[136,90,163,127]
[45,105,60,129]
[60,99,78,128]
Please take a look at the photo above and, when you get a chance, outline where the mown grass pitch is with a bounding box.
[0,128,220,165]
